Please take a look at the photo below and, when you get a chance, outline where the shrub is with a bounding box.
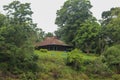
[79,73,89,80]
[40,49,48,53]
[86,58,113,77]
[20,72,37,80]
[66,49,84,71]
[83,59,93,66]
[102,45,120,73]
[112,74,120,80]
[0,63,8,72]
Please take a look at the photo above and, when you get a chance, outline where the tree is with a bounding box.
[3,1,36,47]
[101,7,120,45]
[74,19,101,53]
[55,0,102,53]
[35,28,45,42]
[55,0,93,46]
[0,1,38,73]
[0,13,6,27]
[45,32,54,37]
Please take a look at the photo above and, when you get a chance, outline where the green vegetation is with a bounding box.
[34,50,119,80]
[0,48,120,79]
[39,49,48,53]
[35,50,97,80]
[0,1,39,79]
[55,0,101,53]
[102,45,120,73]
[0,0,120,80]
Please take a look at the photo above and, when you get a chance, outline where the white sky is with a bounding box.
[0,0,120,33]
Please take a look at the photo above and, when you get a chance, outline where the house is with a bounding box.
[35,37,73,51]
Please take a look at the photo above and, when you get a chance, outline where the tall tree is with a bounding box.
[55,0,93,46]
[74,19,101,53]
[101,7,120,45]
[35,28,45,42]
[3,1,36,47]
[0,13,6,56]
[0,1,38,73]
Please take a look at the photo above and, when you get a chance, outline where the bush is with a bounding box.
[112,74,120,80]
[40,49,48,53]
[66,49,84,71]
[86,58,113,77]
[83,59,93,66]
[102,45,120,73]
[20,72,37,80]
[0,63,8,72]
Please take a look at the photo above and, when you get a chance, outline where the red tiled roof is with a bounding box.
[35,37,68,47]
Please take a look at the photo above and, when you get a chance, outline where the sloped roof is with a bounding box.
[35,37,69,47]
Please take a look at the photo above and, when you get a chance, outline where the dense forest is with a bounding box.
[0,0,120,80]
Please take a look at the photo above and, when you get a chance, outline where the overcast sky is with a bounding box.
[0,0,120,33]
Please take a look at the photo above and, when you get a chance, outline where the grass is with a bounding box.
[79,53,98,60]
[35,50,97,59]
[35,50,67,57]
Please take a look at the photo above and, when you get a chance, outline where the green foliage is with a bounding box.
[65,49,97,72]
[1,0,120,79]
[102,45,120,73]
[66,49,84,71]
[45,32,54,37]
[40,49,48,53]
[0,63,8,73]
[32,50,119,80]
[35,28,45,42]
[35,50,93,80]
[0,13,6,27]
[0,1,39,75]
[101,7,120,45]
[86,58,112,77]
[55,0,102,54]
[55,0,93,45]
[74,20,101,53]
[112,74,120,80]
[20,72,37,80]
